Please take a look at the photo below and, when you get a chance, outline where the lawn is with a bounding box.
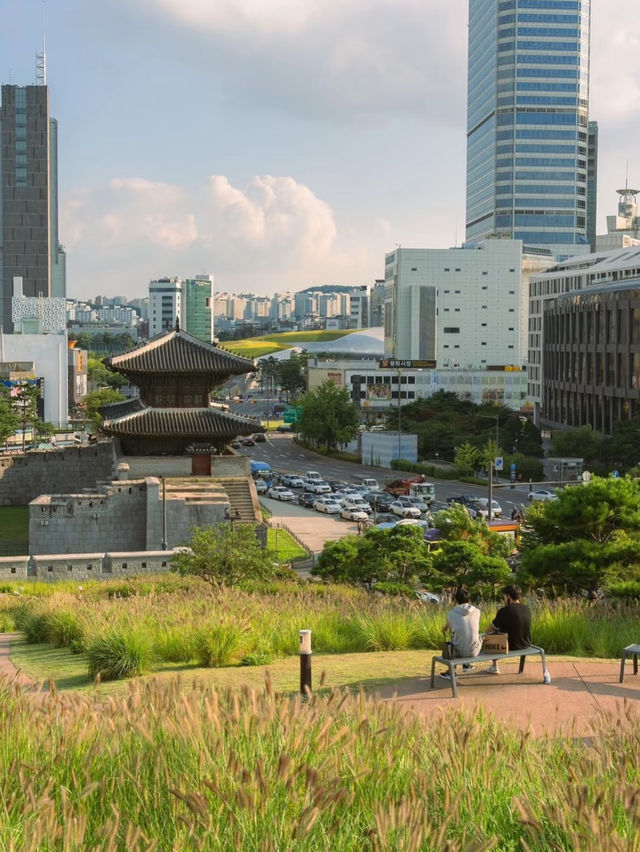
[220,329,358,358]
[266,528,308,562]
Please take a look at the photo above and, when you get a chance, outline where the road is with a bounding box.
[238,433,538,522]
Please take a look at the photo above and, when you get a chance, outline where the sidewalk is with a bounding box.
[375,660,640,736]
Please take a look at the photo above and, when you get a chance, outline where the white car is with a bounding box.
[334,488,359,500]
[254,479,268,494]
[268,486,295,501]
[314,498,341,514]
[304,480,332,494]
[528,489,558,502]
[341,497,372,514]
[390,501,422,518]
[341,507,370,521]
[474,498,503,518]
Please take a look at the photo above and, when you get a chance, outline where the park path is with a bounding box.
[376,659,640,736]
[0,633,36,689]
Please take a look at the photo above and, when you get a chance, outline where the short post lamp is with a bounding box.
[299,629,312,696]
[161,476,168,550]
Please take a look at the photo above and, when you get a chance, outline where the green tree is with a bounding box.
[11,384,40,450]
[454,442,481,476]
[428,540,511,597]
[551,425,602,463]
[518,476,640,595]
[297,381,359,450]
[603,420,640,471]
[172,523,277,586]
[83,388,125,429]
[0,389,20,445]
[314,525,431,587]
[278,351,308,397]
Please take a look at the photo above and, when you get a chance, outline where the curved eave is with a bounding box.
[101,406,263,439]
[103,329,254,376]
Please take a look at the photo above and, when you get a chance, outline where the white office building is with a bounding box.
[149,278,183,337]
[384,241,551,368]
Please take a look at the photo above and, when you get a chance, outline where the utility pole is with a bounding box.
[397,366,402,461]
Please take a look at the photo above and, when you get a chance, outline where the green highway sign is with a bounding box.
[283,407,299,423]
[378,359,436,369]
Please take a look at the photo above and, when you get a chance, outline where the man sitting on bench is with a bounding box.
[440,589,482,680]
[483,584,532,674]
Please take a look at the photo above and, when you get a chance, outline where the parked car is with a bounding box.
[340,507,370,521]
[281,473,304,488]
[268,486,295,501]
[366,493,395,511]
[446,495,481,518]
[327,480,348,492]
[303,479,332,494]
[334,488,359,501]
[254,480,268,494]
[406,497,430,514]
[314,497,342,514]
[528,489,558,502]
[242,437,255,447]
[253,433,266,443]
[297,492,316,508]
[230,439,241,449]
[474,498,503,518]
[390,501,422,519]
[277,424,293,432]
[341,497,372,514]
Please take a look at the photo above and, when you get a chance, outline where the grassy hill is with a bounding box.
[219,329,359,359]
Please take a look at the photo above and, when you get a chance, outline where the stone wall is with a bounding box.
[0,551,175,582]
[29,476,231,555]
[0,442,115,506]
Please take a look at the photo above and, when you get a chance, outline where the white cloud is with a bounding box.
[119,0,466,122]
[61,173,344,293]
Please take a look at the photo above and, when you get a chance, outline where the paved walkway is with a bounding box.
[376,659,640,736]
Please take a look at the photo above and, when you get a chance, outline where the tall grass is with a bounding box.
[0,677,637,850]
[4,577,640,681]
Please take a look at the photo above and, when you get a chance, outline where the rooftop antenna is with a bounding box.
[36,4,46,86]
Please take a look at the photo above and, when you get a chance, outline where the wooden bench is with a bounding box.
[430,645,548,698]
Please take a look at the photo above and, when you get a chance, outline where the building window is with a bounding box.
[121,563,127,569]
[443,327,460,333]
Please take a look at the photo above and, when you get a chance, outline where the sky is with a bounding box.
[2,0,640,300]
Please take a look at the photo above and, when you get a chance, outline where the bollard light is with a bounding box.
[299,629,312,696]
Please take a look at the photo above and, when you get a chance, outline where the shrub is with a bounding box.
[46,610,85,649]
[86,629,154,681]
[195,621,246,667]
[152,627,198,663]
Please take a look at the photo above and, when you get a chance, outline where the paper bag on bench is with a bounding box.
[482,633,508,655]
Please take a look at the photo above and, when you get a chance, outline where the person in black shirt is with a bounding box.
[484,584,531,674]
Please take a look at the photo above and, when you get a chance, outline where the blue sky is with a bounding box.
[3,0,639,299]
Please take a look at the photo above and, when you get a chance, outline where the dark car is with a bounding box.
[446,495,480,517]
[230,439,241,449]
[367,493,394,510]
[297,492,316,508]
[254,433,266,443]
[327,480,348,492]
[277,424,293,433]
[242,437,256,446]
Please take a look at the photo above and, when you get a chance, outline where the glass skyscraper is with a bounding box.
[465,0,592,258]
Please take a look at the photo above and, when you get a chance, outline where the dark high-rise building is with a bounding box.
[465,0,593,260]
[587,120,599,252]
[0,79,65,331]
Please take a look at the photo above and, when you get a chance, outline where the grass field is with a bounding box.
[219,329,358,359]
[266,528,308,562]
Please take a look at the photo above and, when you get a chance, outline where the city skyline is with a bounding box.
[3,0,639,299]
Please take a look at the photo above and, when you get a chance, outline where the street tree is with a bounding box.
[518,476,640,595]
[428,540,511,597]
[454,442,481,476]
[0,389,20,446]
[297,381,360,450]
[172,523,277,587]
[83,388,125,429]
[551,425,602,463]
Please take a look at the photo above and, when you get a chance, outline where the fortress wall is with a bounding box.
[0,443,115,506]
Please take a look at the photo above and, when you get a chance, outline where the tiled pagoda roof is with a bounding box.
[100,399,261,438]
[103,329,254,376]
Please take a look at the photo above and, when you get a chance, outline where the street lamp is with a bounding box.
[161,476,168,550]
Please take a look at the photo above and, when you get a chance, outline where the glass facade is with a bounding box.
[466,0,591,255]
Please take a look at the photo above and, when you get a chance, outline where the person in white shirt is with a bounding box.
[440,589,482,680]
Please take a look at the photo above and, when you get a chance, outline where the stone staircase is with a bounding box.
[218,477,262,523]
